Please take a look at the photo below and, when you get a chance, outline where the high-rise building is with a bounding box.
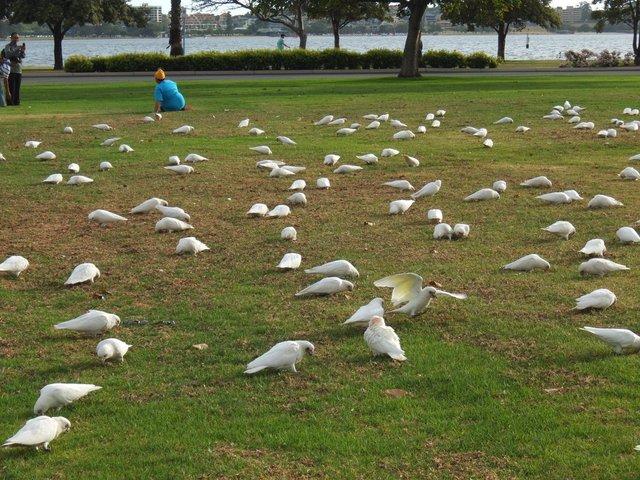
[555,5,591,25]
[141,3,163,23]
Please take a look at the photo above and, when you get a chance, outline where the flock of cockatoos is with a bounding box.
[1,98,640,452]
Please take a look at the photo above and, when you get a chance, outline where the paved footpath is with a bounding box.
[23,67,640,84]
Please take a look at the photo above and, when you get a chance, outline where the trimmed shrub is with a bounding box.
[362,49,403,69]
[64,55,94,73]
[465,52,498,69]
[64,49,500,73]
[317,49,362,69]
[423,50,466,68]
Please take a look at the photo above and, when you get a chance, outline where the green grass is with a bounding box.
[0,75,639,479]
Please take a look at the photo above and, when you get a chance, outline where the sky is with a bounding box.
[129,0,582,14]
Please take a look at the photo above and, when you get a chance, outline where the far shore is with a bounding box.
[12,31,633,42]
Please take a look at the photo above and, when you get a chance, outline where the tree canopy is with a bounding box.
[439,0,560,59]
[3,0,147,69]
[592,0,640,63]
[307,0,390,48]
[196,0,310,48]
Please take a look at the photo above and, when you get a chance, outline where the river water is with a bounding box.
[16,33,637,68]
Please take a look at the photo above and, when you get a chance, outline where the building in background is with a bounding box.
[184,13,220,33]
[141,3,163,23]
[555,4,592,26]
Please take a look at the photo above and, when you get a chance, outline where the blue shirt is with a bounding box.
[154,79,185,111]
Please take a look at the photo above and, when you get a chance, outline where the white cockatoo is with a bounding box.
[244,340,315,374]
[281,226,297,241]
[579,258,629,276]
[54,310,119,336]
[88,209,127,227]
[0,255,29,277]
[344,298,384,326]
[580,327,640,354]
[579,239,606,257]
[389,199,414,215]
[374,273,466,317]
[295,277,354,297]
[520,176,552,188]
[155,217,193,233]
[363,316,406,361]
[277,253,302,270]
[574,289,616,311]
[156,205,190,222]
[542,221,576,240]
[2,416,70,451]
[464,188,500,202]
[131,198,168,214]
[96,338,132,363]
[502,254,550,271]
[33,384,102,414]
[411,180,441,199]
[64,263,100,286]
[305,260,359,278]
[176,237,209,255]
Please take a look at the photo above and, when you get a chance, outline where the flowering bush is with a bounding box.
[563,49,634,68]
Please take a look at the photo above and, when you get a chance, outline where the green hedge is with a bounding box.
[64,49,498,73]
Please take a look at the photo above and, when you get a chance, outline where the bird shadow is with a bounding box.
[567,350,615,363]
[37,359,98,377]
[0,448,42,460]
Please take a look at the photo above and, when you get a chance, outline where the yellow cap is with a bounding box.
[154,68,166,81]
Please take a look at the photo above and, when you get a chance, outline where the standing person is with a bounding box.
[276,34,289,51]
[0,51,11,107]
[3,32,25,106]
[153,69,186,113]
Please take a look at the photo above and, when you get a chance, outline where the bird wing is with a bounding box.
[581,327,638,350]
[4,417,56,446]
[374,273,423,306]
[246,342,300,371]
[433,289,468,300]
[55,310,104,331]
[47,384,101,404]
[576,290,612,309]
[295,278,340,296]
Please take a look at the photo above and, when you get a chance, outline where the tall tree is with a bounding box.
[439,0,560,60]
[307,0,390,49]
[195,0,310,48]
[4,0,147,69]
[395,0,431,77]
[592,0,640,64]
[363,1,432,77]
[169,0,184,56]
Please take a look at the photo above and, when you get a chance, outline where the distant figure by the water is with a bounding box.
[153,68,186,113]
[276,34,289,51]
[3,32,25,106]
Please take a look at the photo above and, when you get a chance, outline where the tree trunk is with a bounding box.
[497,23,507,60]
[169,0,184,56]
[398,0,428,78]
[295,2,307,49]
[634,20,640,65]
[52,24,64,70]
[331,18,340,49]
[298,32,308,49]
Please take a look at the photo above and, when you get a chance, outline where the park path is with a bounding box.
[23,67,640,84]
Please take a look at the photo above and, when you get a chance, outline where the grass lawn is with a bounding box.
[1,74,639,479]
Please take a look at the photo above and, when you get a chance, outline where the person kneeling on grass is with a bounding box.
[153,68,186,113]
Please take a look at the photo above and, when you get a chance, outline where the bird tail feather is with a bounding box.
[390,353,407,361]
[244,366,268,374]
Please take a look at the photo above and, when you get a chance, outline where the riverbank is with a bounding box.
[17,33,636,67]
